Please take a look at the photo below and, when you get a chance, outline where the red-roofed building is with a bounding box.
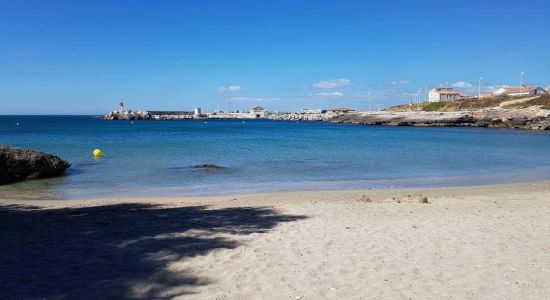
[493,86,548,97]
[250,106,266,118]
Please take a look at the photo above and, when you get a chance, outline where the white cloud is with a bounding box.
[312,79,351,89]
[218,85,243,92]
[313,92,344,98]
[391,80,411,85]
[228,97,281,102]
[452,81,473,88]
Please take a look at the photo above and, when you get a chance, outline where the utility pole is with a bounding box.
[478,77,483,99]
[368,92,372,112]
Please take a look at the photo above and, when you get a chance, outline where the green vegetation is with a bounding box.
[422,102,447,111]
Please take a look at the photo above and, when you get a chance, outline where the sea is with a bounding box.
[2,115,550,200]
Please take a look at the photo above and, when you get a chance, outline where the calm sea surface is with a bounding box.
[2,115,550,199]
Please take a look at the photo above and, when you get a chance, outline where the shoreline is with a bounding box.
[3,180,550,298]
[3,165,550,201]
[2,179,550,205]
[101,100,550,131]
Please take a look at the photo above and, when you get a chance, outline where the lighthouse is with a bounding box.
[119,101,125,112]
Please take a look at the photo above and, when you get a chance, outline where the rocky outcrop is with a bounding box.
[330,106,550,130]
[270,113,336,121]
[103,110,154,120]
[0,145,71,185]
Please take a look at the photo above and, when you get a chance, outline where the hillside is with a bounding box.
[387,95,550,112]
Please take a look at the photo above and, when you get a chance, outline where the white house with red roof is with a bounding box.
[428,88,466,102]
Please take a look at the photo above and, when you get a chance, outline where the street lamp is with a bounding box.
[520,72,525,93]
[424,86,428,102]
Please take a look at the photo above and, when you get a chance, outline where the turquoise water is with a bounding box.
[1,115,550,199]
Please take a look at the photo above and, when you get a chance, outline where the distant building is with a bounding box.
[493,86,548,97]
[250,106,266,118]
[300,108,322,114]
[329,107,356,113]
[428,88,466,102]
[194,107,202,116]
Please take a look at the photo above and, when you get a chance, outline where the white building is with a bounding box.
[250,106,267,118]
[428,88,466,102]
[493,86,548,97]
[300,108,322,114]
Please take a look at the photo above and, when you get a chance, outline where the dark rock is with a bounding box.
[539,120,550,130]
[0,145,71,185]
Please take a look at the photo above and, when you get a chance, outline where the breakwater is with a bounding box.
[103,110,194,120]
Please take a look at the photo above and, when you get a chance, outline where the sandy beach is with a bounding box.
[2,182,550,299]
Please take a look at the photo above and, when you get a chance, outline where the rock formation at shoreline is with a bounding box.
[0,145,71,185]
[330,106,550,130]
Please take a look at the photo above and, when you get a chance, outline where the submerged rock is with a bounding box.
[192,164,226,169]
[0,145,71,185]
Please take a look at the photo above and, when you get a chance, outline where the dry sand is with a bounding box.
[2,182,550,299]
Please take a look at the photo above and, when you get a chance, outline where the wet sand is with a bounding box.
[2,181,550,299]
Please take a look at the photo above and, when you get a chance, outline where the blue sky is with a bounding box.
[1,0,549,114]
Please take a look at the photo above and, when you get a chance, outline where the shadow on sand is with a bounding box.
[0,203,307,299]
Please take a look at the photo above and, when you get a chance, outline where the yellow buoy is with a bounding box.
[93,149,103,158]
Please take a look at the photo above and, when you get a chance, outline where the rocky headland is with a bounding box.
[0,145,71,185]
[330,106,550,130]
